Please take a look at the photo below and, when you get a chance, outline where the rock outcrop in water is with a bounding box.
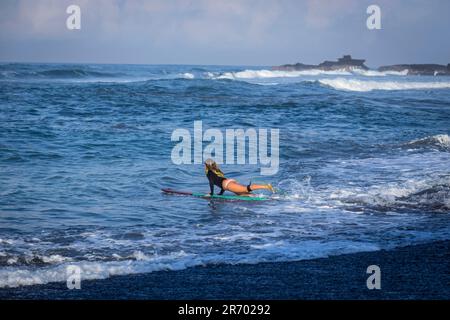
[273,55,368,72]
[274,55,450,75]
[378,63,450,76]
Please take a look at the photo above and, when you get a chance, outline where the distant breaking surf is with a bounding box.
[210,68,410,80]
[214,69,352,79]
[319,78,450,92]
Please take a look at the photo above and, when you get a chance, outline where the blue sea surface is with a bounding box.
[1,63,449,287]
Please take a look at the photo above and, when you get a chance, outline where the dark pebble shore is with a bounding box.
[1,241,449,300]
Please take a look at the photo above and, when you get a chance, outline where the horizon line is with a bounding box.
[1,57,448,69]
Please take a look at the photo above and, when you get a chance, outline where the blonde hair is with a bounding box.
[204,158,224,177]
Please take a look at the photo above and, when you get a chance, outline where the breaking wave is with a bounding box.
[0,253,71,267]
[351,69,409,77]
[209,68,412,80]
[404,134,450,152]
[0,241,383,288]
[334,179,450,213]
[214,69,352,80]
[179,72,195,79]
[319,78,450,92]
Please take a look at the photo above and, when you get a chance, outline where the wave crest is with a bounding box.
[404,134,450,152]
[178,72,195,79]
[215,69,352,80]
[210,68,411,80]
[351,69,409,77]
[333,176,450,213]
[0,68,120,80]
[37,69,117,78]
[319,78,450,92]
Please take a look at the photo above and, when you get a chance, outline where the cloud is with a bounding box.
[0,0,282,46]
[304,0,359,29]
[0,0,449,64]
[175,0,282,46]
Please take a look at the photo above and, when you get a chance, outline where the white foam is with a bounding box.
[0,239,14,245]
[0,240,382,288]
[319,78,450,92]
[250,241,285,249]
[179,72,195,79]
[132,251,150,261]
[324,153,450,211]
[41,254,71,264]
[406,134,450,151]
[216,69,352,80]
[212,233,261,242]
[382,70,410,76]
[212,68,412,80]
[351,69,409,77]
[333,178,450,211]
[0,250,196,288]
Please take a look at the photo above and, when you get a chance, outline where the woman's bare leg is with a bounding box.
[225,181,273,195]
[224,181,248,195]
[248,184,271,191]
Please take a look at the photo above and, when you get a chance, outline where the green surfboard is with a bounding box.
[162,188,270,201]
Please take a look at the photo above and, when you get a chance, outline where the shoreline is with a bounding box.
[1,241,449,300]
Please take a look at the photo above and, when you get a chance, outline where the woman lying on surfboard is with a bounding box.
[204,158,274,196]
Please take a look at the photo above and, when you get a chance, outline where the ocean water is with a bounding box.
[1,63,450,288]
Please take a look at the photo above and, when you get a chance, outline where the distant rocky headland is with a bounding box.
[273,55,450,76]
[378,64,450,76]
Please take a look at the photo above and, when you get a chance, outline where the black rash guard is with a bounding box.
[206,170,226,195]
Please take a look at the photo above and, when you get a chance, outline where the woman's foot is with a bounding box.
[267,184,275,193]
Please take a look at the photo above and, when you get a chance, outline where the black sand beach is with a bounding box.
[1,241,449,300]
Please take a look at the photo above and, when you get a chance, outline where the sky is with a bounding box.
[0,0,449,67]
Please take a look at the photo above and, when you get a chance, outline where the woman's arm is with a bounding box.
[207,170,215,195]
